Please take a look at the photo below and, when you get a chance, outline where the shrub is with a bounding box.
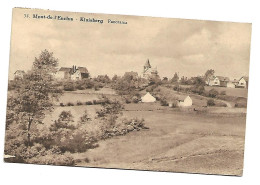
[132,96,139,103]
[60,103,64,107]
[207,99,215,106]
[85,101,93,105]
[94,84,100,91]
[191,85,205,95]
[235,102,247,108]
[63,82,76,91]
[76,101,83,106]
[173,84,179,91]
[160,97,169,106]
[67,102,74,106]
[124,97,131,104]
[78,110,91,124]
[208,88,219,98]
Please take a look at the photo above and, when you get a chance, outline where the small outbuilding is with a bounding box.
[177,95,192,107]
[141,92,156,103]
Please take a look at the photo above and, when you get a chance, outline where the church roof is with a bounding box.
[144,59,151,68]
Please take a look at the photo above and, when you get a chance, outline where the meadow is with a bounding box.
[42,89,246,176]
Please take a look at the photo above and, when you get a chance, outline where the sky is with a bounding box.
[9,8,252,80]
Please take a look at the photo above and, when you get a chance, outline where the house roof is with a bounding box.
[216,76,230,82]
[144,59,151,68]
[59,67,71,73]
[177,95,191,101]
[239,76,249,82]
[77,67,88,73]
[14,70,25,74]
[141,92,156,102]
[59,66,89,74]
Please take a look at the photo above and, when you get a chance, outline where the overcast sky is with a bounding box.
[9,8,252,80]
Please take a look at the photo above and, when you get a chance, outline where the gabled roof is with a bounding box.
[77,67,88,73]
[216,76,230,82]
[239,76,249,82]
[141,92,156,102]
[59,67,71,73]
[144,59,151,68]
[178,95,191,102]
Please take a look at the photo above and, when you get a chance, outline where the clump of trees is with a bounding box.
[5,52,148,165]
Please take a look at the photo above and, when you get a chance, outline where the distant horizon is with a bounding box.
[9,8,251,81]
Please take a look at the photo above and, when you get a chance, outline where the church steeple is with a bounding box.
[144,59,151,72]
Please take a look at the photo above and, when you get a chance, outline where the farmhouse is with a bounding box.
[55,65,89,80]
[143,59,159,79]
[237,76,249,88]
[141,92,156,103]
[208,76,230,87]
[227,81,236,88]
[177,95,192,107]
[14,70,25,80]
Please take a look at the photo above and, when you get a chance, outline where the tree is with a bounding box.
[190,76,205,95]
[96,96,124,127]
[204,69,215,84]
[9,50,62,146]
[171,72,179,83]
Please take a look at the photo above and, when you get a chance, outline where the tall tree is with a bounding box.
[11,50,62,146]
[171,72,179,83]
[204,69,215,84]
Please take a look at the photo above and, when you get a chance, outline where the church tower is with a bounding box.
[143,59,151,73]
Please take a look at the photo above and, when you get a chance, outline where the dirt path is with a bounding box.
[76,109,246,176]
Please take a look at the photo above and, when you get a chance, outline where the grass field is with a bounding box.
[42,88,246,176]
[205,86,248,98]
[178,85,248,98]
[75,108,246,176]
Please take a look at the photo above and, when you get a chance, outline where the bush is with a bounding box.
[235,102,247,108]
[60,103,64,107]
[208,89,219,98]
[76,101,83,106]
[94,84,100,91]
[63,82,76,91]
[207,99,215,106]
[160,97,169,106]
[173,84,179,91]
[85,101,93,105]
[191,85,205,95]
[132,96,139,103]
[67,102,74,106]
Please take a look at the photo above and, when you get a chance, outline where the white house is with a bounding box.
[237,76,249,88]
[141,92,156,103]
[55,67,71,80]
[227,81,235,88]
[70,70,81,80]
[177,95,192,107]
[55,65,89,80]
[208,76,230,87]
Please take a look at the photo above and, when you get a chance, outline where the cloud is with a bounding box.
[9,8,251,80]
